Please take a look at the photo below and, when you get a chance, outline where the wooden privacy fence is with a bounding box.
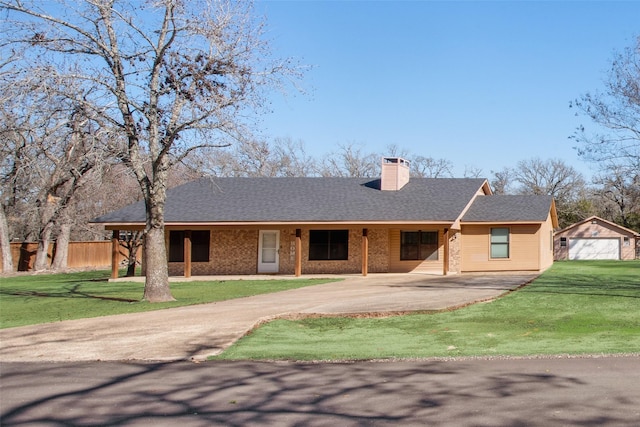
[2,241,133,273]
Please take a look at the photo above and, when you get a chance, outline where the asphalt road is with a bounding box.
[1,356,639,426]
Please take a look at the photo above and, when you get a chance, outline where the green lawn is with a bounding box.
[0,270,337,329]
[215,261,640,360]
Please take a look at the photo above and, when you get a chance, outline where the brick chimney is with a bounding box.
[381,157,410,191]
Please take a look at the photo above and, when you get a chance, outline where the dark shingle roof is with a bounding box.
[462,195,553,222]
[93,177,488,224]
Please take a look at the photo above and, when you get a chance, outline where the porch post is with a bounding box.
[443,228,449,276]
[111,230,119,279]
[184,230,192,278]
[362,228,369,276]
[295,229,302,277]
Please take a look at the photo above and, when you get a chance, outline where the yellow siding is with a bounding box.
[388,228,445,274]
[460,224,543,272]
[538,213,555,270]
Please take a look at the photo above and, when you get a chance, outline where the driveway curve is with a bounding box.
[0,273,537,362]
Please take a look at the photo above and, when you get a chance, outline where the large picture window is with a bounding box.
[490,228,509,259]
[169,230,210,262]
[400,231,438,260]
[309,230,349,260]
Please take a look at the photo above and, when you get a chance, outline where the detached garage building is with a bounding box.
[554,216,639,261]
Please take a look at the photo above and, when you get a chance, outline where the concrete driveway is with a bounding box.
[0,273,537,362]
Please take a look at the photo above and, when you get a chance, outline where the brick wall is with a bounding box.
[167,227,392,276]
[169,229,259,275]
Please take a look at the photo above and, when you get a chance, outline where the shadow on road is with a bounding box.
[2,356,638,426]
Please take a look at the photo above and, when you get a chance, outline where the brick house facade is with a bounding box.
[94,158,558,278]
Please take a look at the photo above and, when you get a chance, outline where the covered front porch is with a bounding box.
[107,223,459,280]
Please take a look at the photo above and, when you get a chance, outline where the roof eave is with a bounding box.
[460,220,547,225]
[101,220,458,230]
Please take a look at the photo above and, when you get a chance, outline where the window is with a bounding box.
[309,230,348,260]
[560,237,567,247]
[623,236,630,247]
[490,228,509,259]
[400,231,438,261]
[169,230,210,262]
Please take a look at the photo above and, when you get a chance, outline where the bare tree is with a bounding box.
[36,104,107,271]
[571,35,640,171]
[0,66,105,271]
[513,158,585,198]
[384,144,411,159]
[380,145,456,178]
[0,55,24,272]
[0,204,11,273]
[462,165,484,179]
[2,0,301,301]
[119,230,144,277]
[593,163,640,230]
[411,156,454,178]
[490,167,514,195]
[271,137,318,177]
[320,143,379,177]
[512,158,586,228]
[185,136,317,177]
[0,132,15,272]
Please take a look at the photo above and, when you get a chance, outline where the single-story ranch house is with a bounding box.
[94,158,558,278]
[554,216,639,260]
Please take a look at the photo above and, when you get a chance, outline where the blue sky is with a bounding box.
[256,1,640,179]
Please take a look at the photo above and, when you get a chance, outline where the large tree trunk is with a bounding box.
[35,194,58,271]
[0,204,14,273]
[34,223,53,271]
[142,226,174,302]
[51,222,71,271]
[126,241,139,277]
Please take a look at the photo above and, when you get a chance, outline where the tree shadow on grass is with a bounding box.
[523,273,640,299]
[0,283,139,303]
[1,357,638,426]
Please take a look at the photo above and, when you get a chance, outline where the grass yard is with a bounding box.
[0,270,337,329]
[215,260,640,360]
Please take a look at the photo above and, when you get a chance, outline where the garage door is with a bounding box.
[569,238,620,260]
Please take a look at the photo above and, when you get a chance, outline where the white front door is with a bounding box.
[258,230,280,273]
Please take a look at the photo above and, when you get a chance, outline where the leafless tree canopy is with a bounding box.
[1,3,638,282]
[318,143,378,178]
[0,63,110,271]
[592,165,640,230]
[1,0,302,300]
[571,35,640,171]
